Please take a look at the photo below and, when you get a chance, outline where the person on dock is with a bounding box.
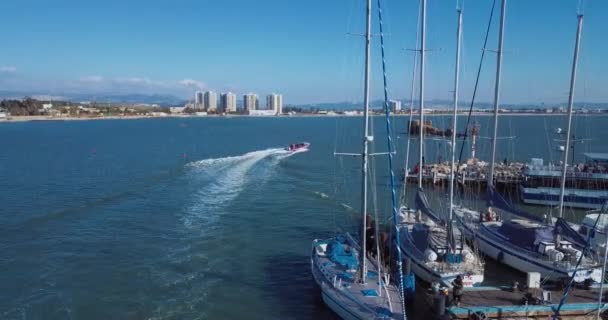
[452,275,464,307]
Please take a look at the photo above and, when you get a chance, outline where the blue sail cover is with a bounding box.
[487,187,544,223]
[554,217,588,248]
[415,190,443,225]
[327,239,359,270]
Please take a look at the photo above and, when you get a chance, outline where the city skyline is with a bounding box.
[192,90,283,114]
[0,0,607,105]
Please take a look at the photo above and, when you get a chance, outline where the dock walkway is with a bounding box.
[442,286,607,319]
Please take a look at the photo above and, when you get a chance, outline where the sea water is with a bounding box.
[0,115,606,319]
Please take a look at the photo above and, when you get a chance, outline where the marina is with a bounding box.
[403,1,608,319]
[3,0,608,319]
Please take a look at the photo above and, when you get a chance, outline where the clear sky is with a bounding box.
[0,0,606,104]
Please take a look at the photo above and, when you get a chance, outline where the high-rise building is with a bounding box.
[203,91,217,112]
[389,99,402,113]
[266,93,283,115]
[276,94,283,115]
[195,91,203,109]
[220,92,237,113]
[243,93,258,112]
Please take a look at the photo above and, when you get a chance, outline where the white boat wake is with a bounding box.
[182,148,298,228]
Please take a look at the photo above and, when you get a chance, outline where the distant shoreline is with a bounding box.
[1,112,607,123]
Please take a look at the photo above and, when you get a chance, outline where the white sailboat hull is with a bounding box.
[402,248,483,288]
[474,226,602,283]
[318,285,361,320]
[398,222,484,288]
[311,237,406,320]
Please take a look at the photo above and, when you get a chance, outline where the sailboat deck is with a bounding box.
[444,286,607,319]
[399,216,484,277]
[312,238,405,319]
[480,220,601,269]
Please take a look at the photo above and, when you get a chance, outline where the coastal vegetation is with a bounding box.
[0,98,172,118]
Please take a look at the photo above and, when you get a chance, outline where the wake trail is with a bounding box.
[183,148,294,228]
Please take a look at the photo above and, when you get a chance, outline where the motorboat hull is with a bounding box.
[286,142,310,152]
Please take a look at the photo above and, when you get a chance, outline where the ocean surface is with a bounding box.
[1,115,606,320]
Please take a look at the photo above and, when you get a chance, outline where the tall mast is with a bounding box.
[488,0,506,187]
[599,220,608,320]
[558,14,583,219]
[401,0,421,204]
[448,7,463,251]
[418,0,426,189]
[359,0,372,284]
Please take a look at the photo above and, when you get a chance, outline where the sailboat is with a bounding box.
[310,0,407,319]
[453,1,602,283]
[397,2,485,288]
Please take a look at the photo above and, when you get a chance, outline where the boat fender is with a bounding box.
[462,249,475,263]
[545,248,565,262]
[425,249,438,262]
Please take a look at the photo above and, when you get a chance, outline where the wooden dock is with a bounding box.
[431,286,608,319]
[403,160,525,192]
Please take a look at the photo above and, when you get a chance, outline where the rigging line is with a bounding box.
[401,0,422,206]
[457,0,497,165]
[368,116,383,300]
[553,210,602,319]
[333,117,341,235]
[542,117,552,164]
[377,0,407,317]
[333,0,357,236]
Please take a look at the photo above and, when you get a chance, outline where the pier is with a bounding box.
[432,285,607,319]
[405,158,525,191]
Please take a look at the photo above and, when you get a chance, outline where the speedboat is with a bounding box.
[286,142,310,152]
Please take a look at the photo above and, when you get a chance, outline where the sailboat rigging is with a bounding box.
[397,1,485,288]
[310,0,408,318]
[453,1,602,284]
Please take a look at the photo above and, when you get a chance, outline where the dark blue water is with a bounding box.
[0,115,606,319]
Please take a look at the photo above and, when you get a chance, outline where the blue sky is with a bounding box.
[0,0,606,104]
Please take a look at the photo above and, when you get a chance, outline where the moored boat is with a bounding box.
[310,0,408,318]
[452,2,603,285]
[520,153,608,209]
[398,3,485,289]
